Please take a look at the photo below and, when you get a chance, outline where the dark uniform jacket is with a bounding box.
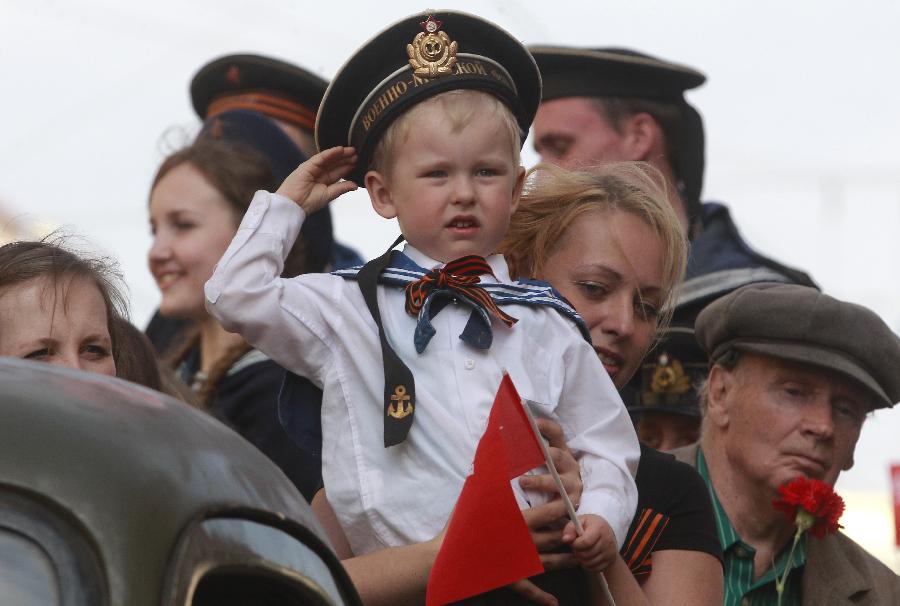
[671,443,900,605]
[676,202,817,323]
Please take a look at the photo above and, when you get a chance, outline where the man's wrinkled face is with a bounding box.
[708,353,868,493]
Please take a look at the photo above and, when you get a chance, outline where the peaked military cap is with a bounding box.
[529,46,705,102]
[625,325,706,417]
[696,283,900,410]
[191,55,336,272]
[191,53,328,132]
[317,10,541,184]
[529,46,706,229]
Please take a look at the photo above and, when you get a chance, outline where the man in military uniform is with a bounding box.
[190,54,363,272]
[528,47,816,318]
[147,53,363,354]
[672,282,900,604]
[529,47,817,448]
[626,326,705,451]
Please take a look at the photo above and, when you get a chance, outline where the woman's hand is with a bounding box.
[518,418,583,507]
[508,419,584,605]
[507,499,572,606]
[275,146,358,214]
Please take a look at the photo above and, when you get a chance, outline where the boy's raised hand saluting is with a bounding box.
[276,146,359,215]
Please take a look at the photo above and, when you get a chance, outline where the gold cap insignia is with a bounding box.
[407,15,458,79]
[650,352,691,395]
[388,384,414,419]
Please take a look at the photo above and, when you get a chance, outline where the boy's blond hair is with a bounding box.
[502,162,688,332]
[369,89,522,176]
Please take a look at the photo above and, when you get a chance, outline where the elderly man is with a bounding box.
[672,283,900,605]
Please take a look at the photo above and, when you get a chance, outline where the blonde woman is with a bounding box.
[500,162,721,606]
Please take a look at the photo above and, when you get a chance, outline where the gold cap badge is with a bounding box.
[407,15,458,79]
[650,352,691,395]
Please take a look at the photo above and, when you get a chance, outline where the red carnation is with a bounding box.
[772,477,845,604]
[773,477,844,539]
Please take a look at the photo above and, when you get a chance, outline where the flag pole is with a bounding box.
[518,396,618,606]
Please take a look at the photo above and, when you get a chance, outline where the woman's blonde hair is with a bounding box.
[502,162,688,331]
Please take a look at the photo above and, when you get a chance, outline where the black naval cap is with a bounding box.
[529,46,706,230]
[191,53,328,132]
[696,283,900,410]
[316,10,541,184]
[528,46,705,102]
[191,54,335,273]
[624,325,706,418]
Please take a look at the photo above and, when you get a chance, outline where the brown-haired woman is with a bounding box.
[0,239,126,377]
[0,238,197,401]
[147,135,322,500]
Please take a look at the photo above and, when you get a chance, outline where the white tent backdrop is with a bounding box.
[3,0,899,569]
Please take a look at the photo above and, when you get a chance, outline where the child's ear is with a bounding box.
[365,170,397,219]
[509,166,527,215]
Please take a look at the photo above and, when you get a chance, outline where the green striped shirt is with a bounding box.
[696,450,805,606]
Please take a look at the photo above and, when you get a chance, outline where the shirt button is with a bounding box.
[741,598,750,606]
[734,545,751,558]
[464,359,475,370]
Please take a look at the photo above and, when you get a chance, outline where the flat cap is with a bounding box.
[696,283,900,410]
[625,325,705,417]
[529,46,706,227]
[191,53,327,131]
[317,10,541,184]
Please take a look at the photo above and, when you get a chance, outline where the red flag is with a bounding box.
[891,464,900,547]
[426,374,546,605]
[489,372,547,477]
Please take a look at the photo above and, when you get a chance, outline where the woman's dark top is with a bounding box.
[181,348,323,502]
[621,443,722,577]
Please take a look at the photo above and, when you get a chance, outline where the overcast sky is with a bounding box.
[2,0,899,565]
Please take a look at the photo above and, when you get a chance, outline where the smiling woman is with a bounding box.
[147,135,324,501]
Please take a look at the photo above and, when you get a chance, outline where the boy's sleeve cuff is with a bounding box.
[238,190,306,232]
[577,492,632,549]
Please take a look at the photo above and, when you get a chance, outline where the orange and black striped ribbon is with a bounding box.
[404,255,518,327]
[207,91,317,131]
[621,508,670,577]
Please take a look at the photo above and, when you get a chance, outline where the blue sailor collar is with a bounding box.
[334,248,592,344]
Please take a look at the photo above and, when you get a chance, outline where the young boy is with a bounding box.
[206,10,638,574]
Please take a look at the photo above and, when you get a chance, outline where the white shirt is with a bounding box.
[206,191,640,555]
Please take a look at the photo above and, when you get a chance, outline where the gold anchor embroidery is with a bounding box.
[650,352,691,395]
[407,15,458,79]
[388,385,414,419]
